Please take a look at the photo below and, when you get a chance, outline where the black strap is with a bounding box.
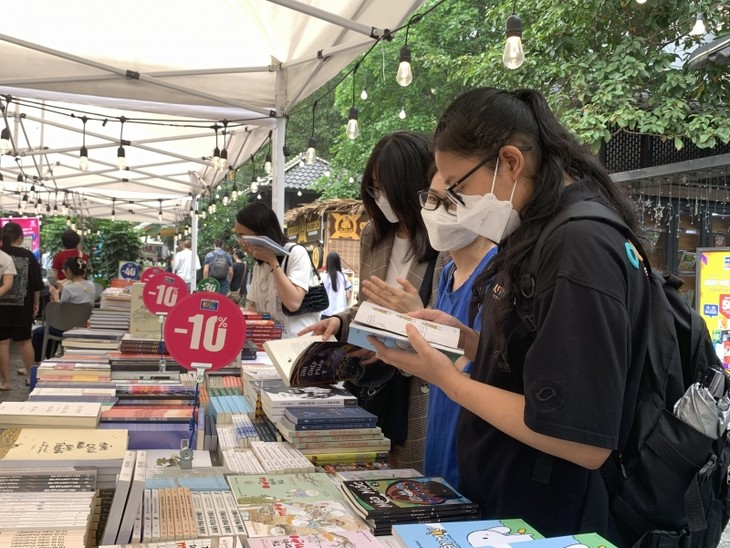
[419,255,438,307]
[283,244,320,281]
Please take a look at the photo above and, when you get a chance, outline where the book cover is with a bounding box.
[240,235,290,255]
[284,406,377,425]
[241,499,366,538]
[261,384,357,408]
[0,428,128,467]
[277,419,381,436]
[227,472,345,509]
[264,337,361,387]
[145,449,212,470]
[101,406,194,422]
[100,450,137,545]
[340,477,477,517]
[0,401,102,428]
[115,449,147,543]
[335,468,422,482]
[392,519,543,547]
[245,530,383,547]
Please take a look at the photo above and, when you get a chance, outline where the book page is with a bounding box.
[264,337,324,384]
[240,236,290,256]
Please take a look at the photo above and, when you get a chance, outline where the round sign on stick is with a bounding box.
[142,272,189,315]
[164,292,246,382]
[197,277,220,293]
[140,266,166,283]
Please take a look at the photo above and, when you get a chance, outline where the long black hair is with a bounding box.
[326,252,343,292]
[434,87,637,353]
[360,131,436,263]
[1,222,22,249]
[236,203,288,245]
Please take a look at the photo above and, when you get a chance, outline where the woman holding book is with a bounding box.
[300,131,447,473]
[234,202,320,338]
[0,222,43,388]
[368,87,650,543]
[31,255,95,363]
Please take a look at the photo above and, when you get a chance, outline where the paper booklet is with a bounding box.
[263,336,361,386]
[346,301,463,357]
[239,235,290,255]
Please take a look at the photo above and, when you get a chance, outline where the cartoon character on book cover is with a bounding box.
[244,500,363,537]
[386,479,461,505]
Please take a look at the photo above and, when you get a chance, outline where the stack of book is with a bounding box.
[338,476,481,536]
[108,351,184,381]
[120,334,169,355]
[0,468,99,546]
[242,310,283,350]
[276,406,390,464]
[0,401,103,428]
[62,327,125,354]
[259,381,357,424]
[28,385,119,405]
[89,307,131,331]
[36,356,112,383]
[100,288,132,311]
[240,363,283,414]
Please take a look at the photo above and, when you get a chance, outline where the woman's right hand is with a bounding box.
[298,316,342,340]
[408,309,479,360]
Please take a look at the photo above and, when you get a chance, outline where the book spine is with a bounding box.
[201,491,221,537]
[190,491,209,538]
[131,494,144,543]
[142,488,152,542]
[221,491,247,536]
[178,487,194,540]
[157,486,168,542]
[150,488,160,542]
[212,490,234,536]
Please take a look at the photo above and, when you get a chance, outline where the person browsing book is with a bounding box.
[320,252,352,317]
[31,255,95,363]
[367,87,651,542]
[235,202,320,338]
[0,222,43,389]
[300,131,447,473]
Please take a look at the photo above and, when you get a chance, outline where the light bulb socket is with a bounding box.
[348,106,359,121]
[117,146,126,158]
[213,146,220,158]
[282,145,291,157]
[399,45,411,63]
[506,14,523,37]
[220,149,228,161]
[308,137,317,149]
[80,146,88,158]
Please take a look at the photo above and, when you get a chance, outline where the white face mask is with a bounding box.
[455,158,521,243]
[421,206,478,251]
[374,192,399,224]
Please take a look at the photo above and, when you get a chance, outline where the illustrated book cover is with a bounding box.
[263,336,361,387]
[346,302,463,357]
[245,530,383,547]
[227,472,345,508]
[392,518,544,548]
[261,383,357,408]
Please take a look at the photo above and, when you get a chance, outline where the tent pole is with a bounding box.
[272,117,287,225]
[266,0,385,38]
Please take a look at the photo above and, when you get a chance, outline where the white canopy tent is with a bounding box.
[0,0,423,226]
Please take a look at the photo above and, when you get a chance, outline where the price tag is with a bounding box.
[164,291,246,372]
[141,266,166,283]
[198,277,220,293]
[142,272,189,315]
[119,261,141,280]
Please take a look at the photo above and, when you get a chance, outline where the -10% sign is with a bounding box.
[164,292,246,382]
[142,272,189,315]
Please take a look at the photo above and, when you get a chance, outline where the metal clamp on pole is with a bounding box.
[191,361,211,385]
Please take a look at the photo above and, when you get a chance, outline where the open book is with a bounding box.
[346,301,463,358]
[263,336,361,386]
[240,235,290,255]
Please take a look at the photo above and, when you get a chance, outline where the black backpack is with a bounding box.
[209,251,229,280]
[515,200,730,548]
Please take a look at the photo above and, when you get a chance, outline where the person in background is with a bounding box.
[0,249,16,301]
[31,256,95,363]
[320,252,352,317]
[172,239,201,290]
[50,229,89,284]
[203,239,233,295]
[235,202,320,338]
[369,87,649,542]
[301,131,447,473]
[0,222,41,389]
[228,250,248,306]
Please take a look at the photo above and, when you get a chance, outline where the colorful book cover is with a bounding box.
[527,533,618,548]
[245,530,383,547]
[392,519,543,547]
[241,499,366,538]
[264,337,362,387]
[284,406,378,425]
[341,477,477,517]
[227,472,345,508]
[100,405,194,422]
[261,384,357,408]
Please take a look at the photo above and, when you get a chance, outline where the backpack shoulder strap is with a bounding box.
[418,255,438,307]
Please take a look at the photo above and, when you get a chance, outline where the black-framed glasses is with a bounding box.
[443,145,532,207]
[364,185,382,199]
[418,190,458,216]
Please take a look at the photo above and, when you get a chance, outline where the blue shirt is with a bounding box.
[424,247,497,488]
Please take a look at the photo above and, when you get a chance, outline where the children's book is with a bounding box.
[392,518,543,547]
[347,302,463,357]
[263,336,362,387]
[227,472,345,508]
[245,530,383,547]
[239,235,290,256]
[525,533,618,548]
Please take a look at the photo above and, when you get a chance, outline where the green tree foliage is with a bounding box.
[293,0,730,199]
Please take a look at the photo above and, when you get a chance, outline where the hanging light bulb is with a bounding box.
[264,154,272,175]
[111,198,116,222]
[690,13,706,36]
[257,193,262,200]
[503,14,525,69]
[251,181,259,194]
[346,107,360,140]
[231,182,239,201]
[635,0,647,3]
[297,190,302,197]
[158,200,163,222]
[218,121,229,170]
[0,127,11,155]
[399,106,407,120]
[306,137,317,165]
[361,88,368,101]
[211,123,221,167]
[20,193,28,212]
[396,46,413,87]
[79,116,89,171]
[222,190,230,206]
[117,117,128,171]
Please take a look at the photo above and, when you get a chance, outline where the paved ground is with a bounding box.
[3,344,730,545]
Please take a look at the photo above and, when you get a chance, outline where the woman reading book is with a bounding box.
[300,131,447,473]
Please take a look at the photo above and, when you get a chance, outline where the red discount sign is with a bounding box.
[140,266,165,283]
[164,291,246,373]
[142,272,189,315]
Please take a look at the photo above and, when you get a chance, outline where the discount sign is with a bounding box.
[141,266,166,283]
[164,291,246,372]
[142,272,189,315]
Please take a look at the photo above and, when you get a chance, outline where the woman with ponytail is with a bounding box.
[369,88,649,542]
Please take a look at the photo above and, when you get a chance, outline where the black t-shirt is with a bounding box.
[229,262,247,292]
[456,183,651,539]
[0,246,44,328]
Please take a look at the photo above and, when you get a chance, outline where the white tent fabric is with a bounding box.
[0,0,423,223]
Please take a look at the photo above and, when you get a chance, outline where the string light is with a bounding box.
[158,199,163,222]
[0,127,11,155]
[306,101,318,165]
[79,116,89,171]
[396,21,413,87]
[212,124,221,168]
[264,131,273,175]
[399,105,407,120]
[297,190,302,197]
[116,117,127,171]
[111,197,116,222]
[219,120,229,170]
[503,1,525,70]
[346,68,360,140]
[690,12,706,36]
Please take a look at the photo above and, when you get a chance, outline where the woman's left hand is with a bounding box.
[361,276,423,313]
[369,324,459,387]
